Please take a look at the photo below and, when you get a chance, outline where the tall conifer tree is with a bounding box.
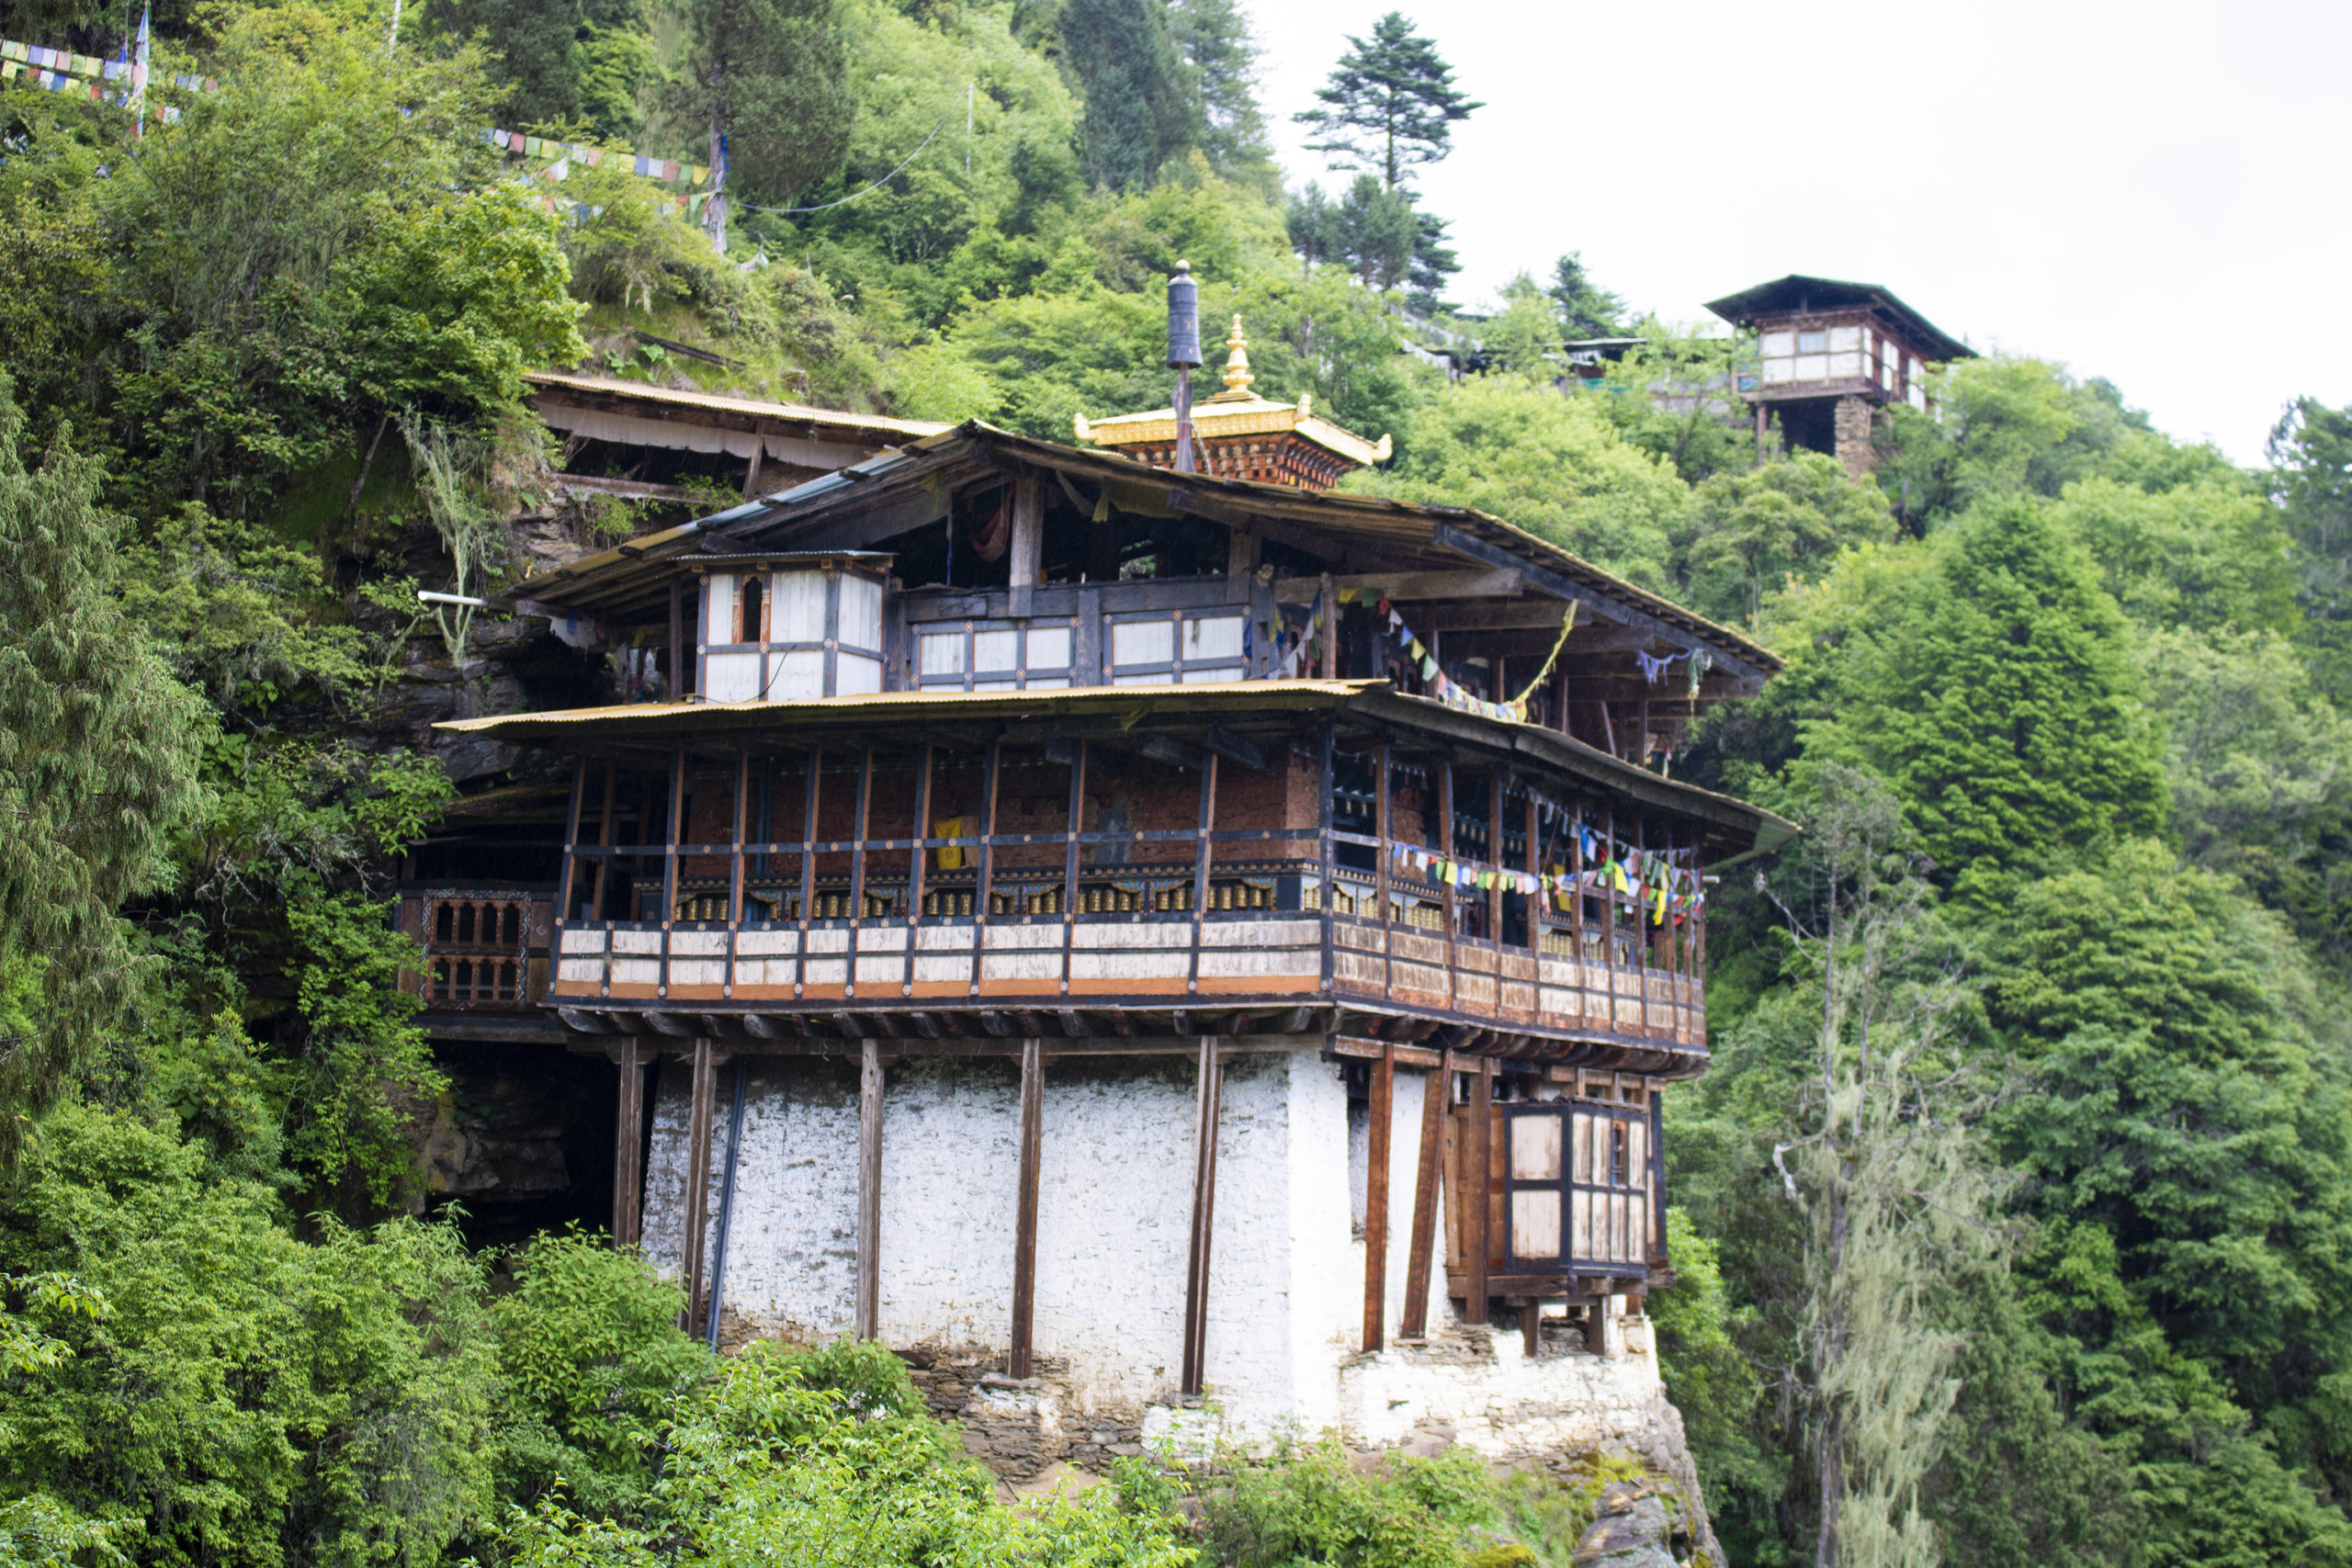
[1293,11,1480,190]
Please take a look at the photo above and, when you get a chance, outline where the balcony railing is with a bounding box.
[397,889,555,1014]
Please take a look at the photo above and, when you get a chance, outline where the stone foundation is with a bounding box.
[1834,393,1879,478]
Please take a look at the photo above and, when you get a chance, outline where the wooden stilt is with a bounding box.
[1465,1061,1492,1324]
[1522,1301,1544,1359]
[856,1039,883,1340]
[1180,1033,1223,1393]
[1400,1059,1447,1339]
[1011,1039,1045,1378]
[681,1038,717,1332]
[612,1037,643,1247]
[1363,1043,1393,1352]
[590,761,616,919]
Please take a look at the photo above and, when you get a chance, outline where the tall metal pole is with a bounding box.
[1167,261,1201,473]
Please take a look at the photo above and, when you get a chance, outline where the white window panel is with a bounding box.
[1760,330,1795,356]
[1181,665,1239,682]
[1112,620,1174,667]
[1026,626,1071,670]
[1794,354,1828,381]
[1761,356,1799,383]
[703,574,736,640]
[772,649,825,700]
[1024,675,1069,690]
[1184,615,1244,660]
[1880,356,1896,390]
[1828,352,1863,378]
[919,632,966,677]
[1798,330,1827,353]
[838,573,882,650]
[1828,324,1861,352]
[1908,382,1927,410]
[704,651,760,703]
[974,628,1020,672]
[973,678,1018,692]
[1908,355,1924,383]
[1113,671,1171,687]
[774,571,830,641]
[1510,1190,1561,1261]
[1511,1114,1563,1179]
[836,653,881,695]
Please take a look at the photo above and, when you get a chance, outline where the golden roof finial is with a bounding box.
[1219,315,1254,396]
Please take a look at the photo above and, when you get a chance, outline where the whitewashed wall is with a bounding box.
[639,1051,1363,1431]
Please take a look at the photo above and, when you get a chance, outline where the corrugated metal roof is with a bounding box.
[525,372,954,442]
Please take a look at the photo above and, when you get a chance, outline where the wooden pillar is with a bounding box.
[611,1037,643,1247]
[668,577,684,700]
[797,747,821,931]
[681,1038,717,1332]
[661,747,686,929]
[590,760,617,918]
[558,757,586,920]
[1011,1039,1045,1378]
[856,1039,884,1340]
[1439,761,1457,1004]
[729,750,749,920]
[1522,1301,1544,1359]
[1009,476,1043,617]
[1375,741,1393,998]
[1363,1044,1393,1352]
[1319,570,1339,679]
[847,746,874,926]
[1464,1060,1492,1324]
[1399,1058,1447,1339]
[1487,772,1504,943]
[1181,1033,1223,1394]
[906,742,932,993]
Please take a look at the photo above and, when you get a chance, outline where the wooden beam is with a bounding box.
[1465,1062,1492,1324]
[681,1038,717,1332]
[1180,1032,1223,1393]
[1008,475,1043,617]
[856,1038,884,1339]
[1399,1058,1447,1339]
[1011,1038,1044,1378]
[612,1037,643,1247]
[1273,568,1521,604]
[1363,1044,1393,1353]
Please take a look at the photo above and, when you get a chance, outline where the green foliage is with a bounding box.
[1651,1210,1774,1517]
[1058,0,1191,192]
[0,1105,499,1568]
[2048,474,2296,635]
[1801,499,2168,897]
[1351,373,1690,590]
[678,0,852,208]
[1294,10,1481,192]
[1679,450,1895,627]
[1547,253,1623,340]
[0,378,206,1155]
[488,1228,710,1514]
[1197,1437,1498,1568]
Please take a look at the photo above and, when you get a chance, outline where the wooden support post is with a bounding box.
[1465,1060,1492,1324]
[1439,762,1456,1002]
[970,743,1001,992]
[1008,476,1043,618]
[1375,741,1393,998]
[661,748,686,927]
[559,757,586,921]
[1186,754,1218,992]
[729,750,749,920]
[591,760,617,919]
[1181,1032,1223,1393]
[1522,1301,1544,1359]
[856,1038,883,1340]
[1524,787,1540,952]
[681,1038,717,1332]
[1319,570,1338,679]
[1060,741,1086,991]
[1487,771,1504,945]
[1399,1058,1447,1339]
[1363,1043,1393,1352]
[1603,809,1621,1029]
[847,746,874,933]
[612,1037,643,1247]
[797,748,821,937]
[905,743,932,994]
[1011,1039,1044,1378]
[1317,719,1336,988]
[668,577,684,700]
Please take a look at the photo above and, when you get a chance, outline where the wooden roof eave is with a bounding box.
[431,679,1794,858]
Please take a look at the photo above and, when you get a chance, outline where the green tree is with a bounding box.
[1349,372,1692,590]
[1679,450,1896,628]
[1059,0,1193,191]
[2048,474,2296,636]
[1814,500,2168,896]
[1293,10,1480,191]
[0,381,204,1154]
[436,0,655,138]
[679,0,853,214]
[1548,252,1623,339]
[2268,396,2352,693]
[1167,0,1274,188]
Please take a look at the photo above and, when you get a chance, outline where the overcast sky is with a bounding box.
[1242,0,2349,466]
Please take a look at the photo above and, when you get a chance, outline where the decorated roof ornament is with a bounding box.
[1073,302,1391,490]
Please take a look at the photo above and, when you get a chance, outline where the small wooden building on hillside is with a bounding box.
[1707,273,1973,477]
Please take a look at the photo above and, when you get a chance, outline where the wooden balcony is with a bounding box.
[396,888,555,1018]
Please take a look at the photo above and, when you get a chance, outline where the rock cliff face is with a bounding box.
[413,1044,616,1247]
[1571,1477,1697,1566]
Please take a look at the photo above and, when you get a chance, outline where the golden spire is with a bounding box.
[1215,316,1254,399]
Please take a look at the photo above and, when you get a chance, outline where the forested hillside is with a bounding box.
[3,0,2351,1563]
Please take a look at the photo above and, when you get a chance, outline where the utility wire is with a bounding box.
[732,114,948,217]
